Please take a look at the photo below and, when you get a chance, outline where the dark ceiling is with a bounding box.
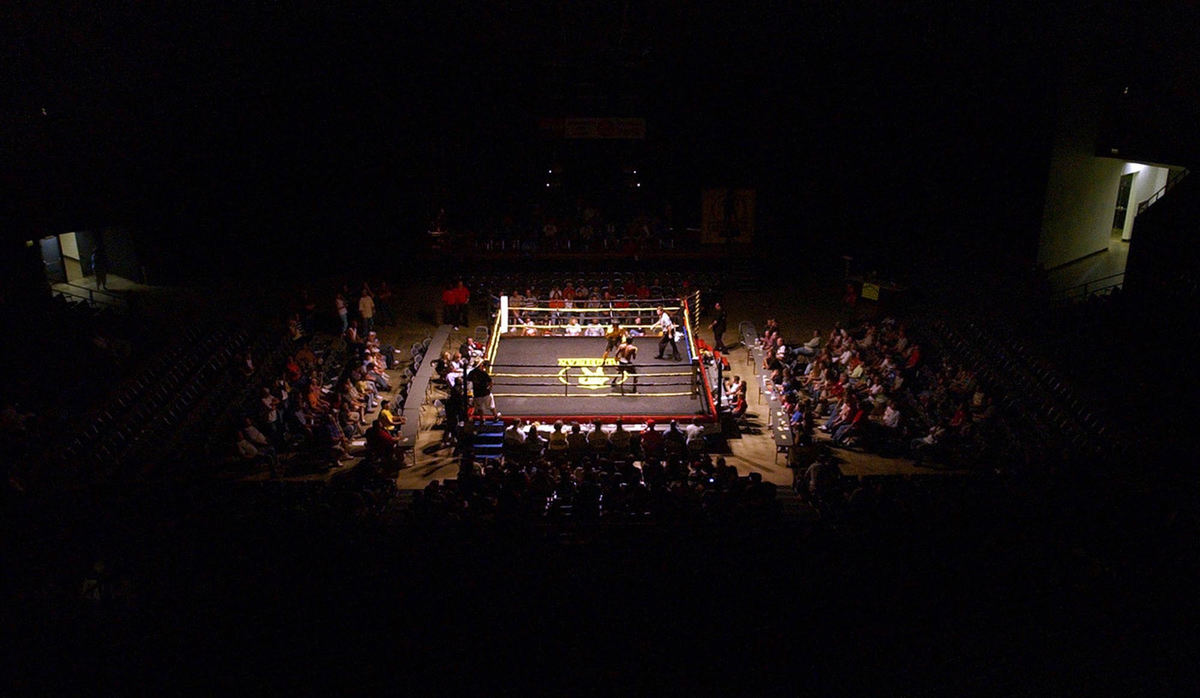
[3,1,1196,249]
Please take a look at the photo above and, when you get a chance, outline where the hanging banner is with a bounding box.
[701,189,755,244]
[538,118,646,139]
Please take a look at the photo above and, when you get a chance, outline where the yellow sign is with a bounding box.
[556,358,627,390]
[557,358,616,367]
[861,283,881,301]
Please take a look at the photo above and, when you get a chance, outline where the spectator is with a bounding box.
[685,417,706,453]
[804,453,840,503]
[503,421,526,455]
[640,419,664,459]
[358,288,376,334]
[664,420,686,459]
[609,418,632,456]
[442,283,458,327]
[364,419,397,464]
[335,293,349,333]
[797,330,822,357]
[378,400,404,434]
[566,422,588,460]
[375,281,395,327]
[547,420,569,461]
[587,419,610,455]
[453,280,470,329]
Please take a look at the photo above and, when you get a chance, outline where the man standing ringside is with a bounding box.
[710,302,727,353]
[467,360,500,420]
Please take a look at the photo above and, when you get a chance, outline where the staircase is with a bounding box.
[471,419,505,462]
[1135,167,1189,217]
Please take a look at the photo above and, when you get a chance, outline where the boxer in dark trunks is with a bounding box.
[614,337,638,394]
[601,321,626,360]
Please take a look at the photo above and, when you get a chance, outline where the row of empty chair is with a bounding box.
[921,315,1112,463]
[67,322,251,480]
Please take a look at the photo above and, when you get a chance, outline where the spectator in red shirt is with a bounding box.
[640,419,664,460]
[442,284,458,327]
[365,419,397,463]
[453,280,470,329]
[904,344,921,371]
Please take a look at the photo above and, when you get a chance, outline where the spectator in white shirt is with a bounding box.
[358,292,376,334]
[655,307,681,361]
[503,421,526,453]
[684,417,705,451]
[882,404,902,429]
[797,330,822,357]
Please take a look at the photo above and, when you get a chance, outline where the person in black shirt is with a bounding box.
[710,302,728,353]
[442,381,466,448]
[467,360,500,419]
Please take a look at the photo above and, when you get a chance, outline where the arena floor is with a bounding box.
[488,334,712,420]
[231,278,968,488]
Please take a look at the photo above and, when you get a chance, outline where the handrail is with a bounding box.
[1136,168,1189,216]
[1051,271,1125,304]
[61,281,122,301]
[53,283,126,308]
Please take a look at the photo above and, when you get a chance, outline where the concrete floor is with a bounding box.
[1046,231,1131,294]
[53,273,154,294]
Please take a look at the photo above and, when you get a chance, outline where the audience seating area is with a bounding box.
[738,308,1039,473]
[468,270,721,314]
[419,446,779,524]
[435,204,690,256]
[43,320,255,484]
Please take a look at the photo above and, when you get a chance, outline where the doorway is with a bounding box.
[1112,172,1135,235]
[39,236,67,284]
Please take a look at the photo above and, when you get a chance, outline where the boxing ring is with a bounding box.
[482,293,719,423]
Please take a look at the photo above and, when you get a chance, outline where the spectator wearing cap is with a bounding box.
[640,419,664,460]
[378,400,403,434]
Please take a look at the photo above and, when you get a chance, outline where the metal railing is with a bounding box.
[1136,168,1189,216]
[52,282,126,309]
[1051,271,1125,304]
